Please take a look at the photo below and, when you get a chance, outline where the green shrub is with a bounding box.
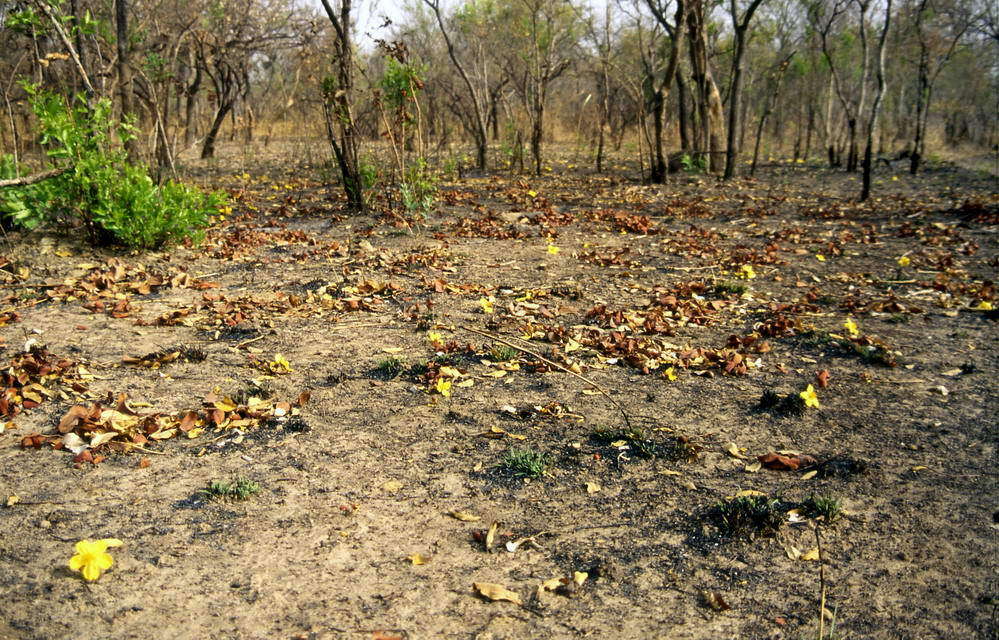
[1,86,225,248]
[400,157,436,214]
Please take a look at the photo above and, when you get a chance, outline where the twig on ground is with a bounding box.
[460,325,632,429]
[816,524,827,639]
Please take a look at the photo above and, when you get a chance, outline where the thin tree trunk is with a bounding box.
[723,0,766,179]
[861,0,892,201]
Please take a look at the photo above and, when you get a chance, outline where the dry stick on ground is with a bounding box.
[816,524,827,639]
[460,325,632,430]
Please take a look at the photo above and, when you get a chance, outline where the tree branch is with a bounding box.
[0,167,67,189]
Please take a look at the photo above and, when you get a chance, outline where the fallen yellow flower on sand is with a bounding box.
[435,378,453,398]
[478,297,494,313]
[897,255,910,267]
[69,538,123,582]
[738,265,756,279]
[843,317,860,338]
[547,244,560,255]
[799,384,820,409]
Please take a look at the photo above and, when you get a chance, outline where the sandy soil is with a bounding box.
[0,144,996,640]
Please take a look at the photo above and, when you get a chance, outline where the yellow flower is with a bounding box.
[738,265,756,279]
[547,244,560,255]
[435,378,452,398]
[664,367,678,382]
[897,256,910,267]
[526,190,537,198]
[269,354,292,374]
[976,300,993,311]
[843,318,860,338]
[479,297,494,313]
[799,385,820,409]
[69,538,122,582]
[816,254,826,262]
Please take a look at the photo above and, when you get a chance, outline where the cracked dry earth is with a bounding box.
[0,147,996,640]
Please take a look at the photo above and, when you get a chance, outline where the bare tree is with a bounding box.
[423,0,491,171]
[686,0,725,172]
[643,0,688,182]
[907,0,969,173]
[319,0,364,210]
[723,0,768,179]
[860,0,892,200]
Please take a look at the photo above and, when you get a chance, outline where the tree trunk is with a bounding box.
[723,0,765,179]
[320,0,364,211]
[751,54,793,176]
[114,0,137,160]
[861,0,892,201]
[201,101,232,159]
[677,72,691,152]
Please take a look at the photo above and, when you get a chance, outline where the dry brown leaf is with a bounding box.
[800,547,821,562]
[724,442,747,459]
[449,510,480,522]
[702,590,732,611]
[380,480,404,492]
[485,521,498,551]
[473,582,522,605]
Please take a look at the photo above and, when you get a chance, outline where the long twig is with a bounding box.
[0,167,67,189]
[816,525,827,639]
[460,325,632,429]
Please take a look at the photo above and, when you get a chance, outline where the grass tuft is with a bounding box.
[499,448,549,478]
[711,494,787,539]
[802,494,843,523]
[202,477,261,501]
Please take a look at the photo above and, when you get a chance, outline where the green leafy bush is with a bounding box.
[400,158,437,213]
[0,87,225,248]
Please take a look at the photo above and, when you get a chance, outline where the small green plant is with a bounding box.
[802,494,843,523]
[711,494,787,539]
[851,342,897,367]
[714,280,748,296]
[591,426,700,461]
[757,388,806,417]
[1,86,224,247]
[202,477,260,501]
[400,158,437,213]
[358,157,380,190]
[800,330,836,347]
[500,448,549,478]
[489,344,520,362]
[376,356,405,379]
[680,153,707,173]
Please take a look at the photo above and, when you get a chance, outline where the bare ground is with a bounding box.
[0,144,996,640]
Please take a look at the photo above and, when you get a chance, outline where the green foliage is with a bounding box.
[711,494,787,539]
[400,158,437,214]
[680,153,707,173]
[380,58,426,114]
[358,157,380,190]
[376,356,406,379]
[802,494,843,523]
[202,477,261,500]
[488,344,520,362]
[1,87,224,248]
[0,155,56,229]
[714,280,748,296]
[500,448,549,478]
